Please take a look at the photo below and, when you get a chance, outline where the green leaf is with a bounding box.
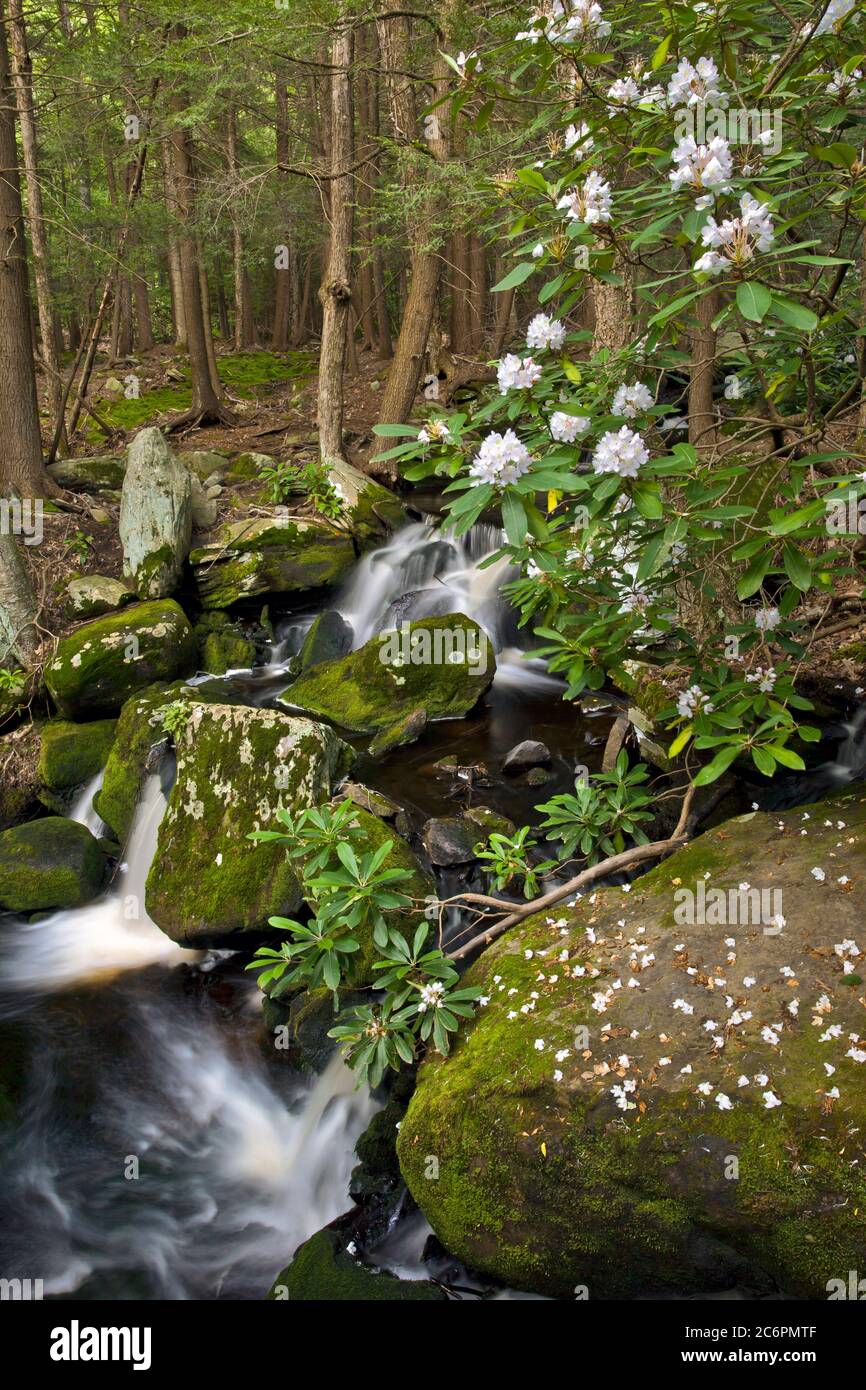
[372,423,420,437]
[693,744,742,787]
[736,549,772,600]
[769,294,819,332]
[736,281,772,323]
[752,746,776,777]
[770,745,806,770]
[501,490,527,546]
[491,261,536,293]
[809,142,858,169]
[782,542,812,592]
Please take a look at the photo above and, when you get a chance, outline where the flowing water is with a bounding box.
[0,518,862,1300]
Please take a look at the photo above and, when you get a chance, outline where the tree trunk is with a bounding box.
[689,288,719,457]
[591,248,635,354]
[469,234,486,351]
[371,4,448,476]
[227,105,256,350]
[0,530,38,666]
[162,140,186,347]
[0,6,49,497]
[6,0,63,428]
[317,25,354,463]
[272,68,292,352]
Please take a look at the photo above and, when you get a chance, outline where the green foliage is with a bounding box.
[536,752,654,863]
[158,699,192,740]
[474,826,556,898]
[0,668,25,693]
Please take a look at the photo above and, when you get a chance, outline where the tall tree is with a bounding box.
[317,22,354,463]
[0,3,50,498]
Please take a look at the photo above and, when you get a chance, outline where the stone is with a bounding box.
[65,575,135,620]
[190,515,355,608]
[119,427,192,598]
[144,704,353,947]
[326,456,405,543]
[37,718,116,812]
[189,472,219,531]
[46,456,125,494]
[268,1227,446,1301]
[0,816,106,912]
[501,740,552,775]
[463,805,518,841]
[368,707,427,757]
[178,449,228,480]
[422,816,477,867]
[398,790,866,1299]
[281,614,495,735]
[296,610,353,671]
[43,600,196,720]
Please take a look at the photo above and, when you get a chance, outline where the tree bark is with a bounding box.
[161,140,186,346]
[0,5,49,497]
[0,530,38,666]
[317,24,354,463]
[227,105,256,350]
[689,288,719,457]
[272,68,292,352]
[371,4,449,477]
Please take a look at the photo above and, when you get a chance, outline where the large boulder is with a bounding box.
[145,704,353,947]
[43,600,196,719]
[37,718,117,813]
[327,456,405,544]
[281,614,495,741]
[296,611,353,672]
[120,427,192,598]
[190,515,355,609]
[46,455,125,494]
[398,791,866,1299]
[0,817,107,912]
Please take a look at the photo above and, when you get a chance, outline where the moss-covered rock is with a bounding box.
[296,610,353,671]
[190,515,355,608]
[145,704,353,947]
[65,575,135,620]
[44,600,197,719]
[37,718,117,812]
[119,427,192,598]
[281,614,495,736]
[0,817,107,911]
[46,455,125,494]
[327,456,405,544]
[268,1227,447,1301]
[398,791,866,1299]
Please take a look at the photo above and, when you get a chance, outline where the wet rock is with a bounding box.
[46,455,125,494]
[463,805,517,841]
[120,428,192,599]
[282,614,495,735]
[194,611,256,676]
[422,816,477,867]
[501,739,551,775]
[145,704,354,948]
[44,600,196,719]
[191,515,355,608]
[268,1226,446,1302]
[399,790,866,1299]
[297,610,353,671]
[0,816,107,912]
[37,718,117,813]
[369,707,427,757]
[524,766,552,787]
[65,575,135,620]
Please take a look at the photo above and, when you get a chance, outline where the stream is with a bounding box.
[0,517,862,1300]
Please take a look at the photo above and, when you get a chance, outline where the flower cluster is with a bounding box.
[517,0,611,44]
[557,170,612,225]
[667,55,726,108]
[469,429,533,487]
[591,425,648,478]
[677,684,715,718]
[550,410,591,442]
[526,313,567,352]
[497,353,543,394]
[695,192,775,273]
[669,135,733,195]
[612,382,654,417]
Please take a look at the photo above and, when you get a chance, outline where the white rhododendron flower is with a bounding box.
[526,312,567,352]
[745,665,776,692]
[670,135,733,193]
[497,353,542,394]
[612,382,654,417]
[591,425,648,478]
[417,418,452,444]
[517,0,611,44]
[550,410,590,442]
[454,50,480,78]
[754,606,780,631]
[826,68,862,97]
[417,980,445,1011]
[676,684,715,718]
[564,121,593,152]
[607,76,641,108]
[667,55,726,108]
[805,0,858,37]
[558,170,612,224]
[695,193,775,273]
[468,429,532,487]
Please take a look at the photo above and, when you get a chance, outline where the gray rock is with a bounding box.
[189,473,219,531]
[46,456,125,494]
[422,816,477,866]
[120,428,192,598]
[501,739,552,775]
[66,575,135,620]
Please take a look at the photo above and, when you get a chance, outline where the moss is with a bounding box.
[397,793,866,1298]
[296,610,352,671]
[46,456,125,493]
[37,718,117,811]
[282,613,495,734]
[0,816,106,911]
[190,517,355,608]
[268,1228,447,1301]
[144,704,354,947]
[44,600,197,719]
[838,640,866,664]
[201,630,255,675]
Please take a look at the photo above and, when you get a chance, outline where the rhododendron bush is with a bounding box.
[379,0,866,785]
